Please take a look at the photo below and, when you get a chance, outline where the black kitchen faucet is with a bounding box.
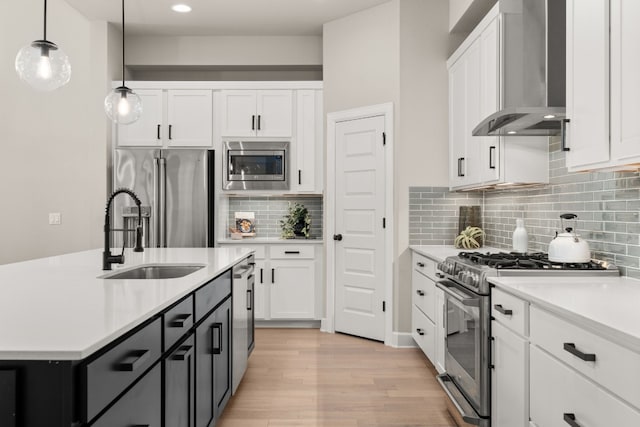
[103,188,144,270]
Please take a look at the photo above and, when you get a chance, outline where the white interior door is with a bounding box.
[334,115,386,341]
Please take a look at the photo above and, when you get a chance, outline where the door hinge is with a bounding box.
[382,217,386,229]
[382,301,386,312]
[382,132,386,146]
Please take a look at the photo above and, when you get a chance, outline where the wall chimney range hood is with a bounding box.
[472,0,566,137]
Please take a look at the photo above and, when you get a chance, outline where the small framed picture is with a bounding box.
[234,212,256,236]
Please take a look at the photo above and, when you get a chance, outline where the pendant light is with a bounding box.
[104,0,142,125]
[15,0,71,91]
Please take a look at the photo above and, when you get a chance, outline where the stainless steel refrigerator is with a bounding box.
[112,149,215,248]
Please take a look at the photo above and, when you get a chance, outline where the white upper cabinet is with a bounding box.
[220,90,293,138]
[117,89,213,148]
[292,90,323,193]
[566,0,640,171]
[447,6,548,190]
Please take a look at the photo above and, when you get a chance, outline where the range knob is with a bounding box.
[466,273,479,287]
[437,261,453,275]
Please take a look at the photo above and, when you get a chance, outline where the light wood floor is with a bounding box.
[218,328,457,427]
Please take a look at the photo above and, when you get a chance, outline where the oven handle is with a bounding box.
[436,373,483,425]
[436,281,480,307]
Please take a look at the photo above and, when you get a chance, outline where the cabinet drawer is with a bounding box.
[251,245,266,259]
[412,252,437,281]
[491,288,528,337]
[164,295,194,352]
[92,364,161,427]
[530,345,640,427]
[85,318,162,422]
[270,245,314,259]
[195,270,231,322]
[412,268,436,321]
[412,304,436,362]
[530,305,640,408]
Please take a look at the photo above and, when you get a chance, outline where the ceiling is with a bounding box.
[64,0,391,37]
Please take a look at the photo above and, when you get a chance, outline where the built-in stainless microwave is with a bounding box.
[223,141,288,191]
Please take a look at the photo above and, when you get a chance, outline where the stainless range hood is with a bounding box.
[473,0,566,137]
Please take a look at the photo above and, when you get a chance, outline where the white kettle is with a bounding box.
[548,213,591,263]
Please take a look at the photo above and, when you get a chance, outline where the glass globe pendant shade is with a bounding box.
[105,87,142,125]
[15,40,71,91]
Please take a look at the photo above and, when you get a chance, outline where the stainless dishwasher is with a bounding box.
[232,254,255,394]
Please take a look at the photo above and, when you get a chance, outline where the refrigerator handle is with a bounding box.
[152,158,160,248]
[158,157,167,248]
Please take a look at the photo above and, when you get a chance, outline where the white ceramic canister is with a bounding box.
[512,218,528,253]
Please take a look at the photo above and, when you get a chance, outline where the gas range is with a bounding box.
[437,251,619,295]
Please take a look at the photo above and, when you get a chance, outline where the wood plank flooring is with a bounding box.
[218,328,456,427]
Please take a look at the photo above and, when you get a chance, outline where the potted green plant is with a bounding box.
[280,202,311,239]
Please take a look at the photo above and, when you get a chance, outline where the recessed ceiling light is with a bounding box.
[172,4,192,13]
[507,131,517,134]
[543,114,556,119]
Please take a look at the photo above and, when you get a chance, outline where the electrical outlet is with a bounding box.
[49,212,61,225]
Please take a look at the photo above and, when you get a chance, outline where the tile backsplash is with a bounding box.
[409,139,640,278]
[226,196,323,239]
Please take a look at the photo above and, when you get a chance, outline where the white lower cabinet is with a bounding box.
[410,251,444,372]
[530,345,640,427]
[491,321,529,427]
[219,243,322,321]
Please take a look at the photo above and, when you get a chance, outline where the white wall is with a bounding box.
[323,0,449,333]
[0,0,114,264]
[127,35,323,67]
[396,0,450,331]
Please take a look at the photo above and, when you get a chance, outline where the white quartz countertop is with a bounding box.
[409,245,503,262]
[0,247,252,361]
[489,276,640,353]
[218,237,323,244]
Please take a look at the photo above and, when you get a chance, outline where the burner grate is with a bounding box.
[458,251,608,270]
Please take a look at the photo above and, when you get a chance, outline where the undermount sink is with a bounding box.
[102,264,205,280]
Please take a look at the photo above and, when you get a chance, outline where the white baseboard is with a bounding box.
[256,320,321,329]
[390,332,418,348]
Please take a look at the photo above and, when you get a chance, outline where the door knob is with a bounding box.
[333,234,343,241]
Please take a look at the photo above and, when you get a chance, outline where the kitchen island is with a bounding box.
[0,247,253,427]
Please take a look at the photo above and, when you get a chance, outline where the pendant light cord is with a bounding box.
[43,0,47,40]
[122,0,126,87]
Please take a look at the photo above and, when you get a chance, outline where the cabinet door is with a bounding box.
[92,364,161,427]
[116,89,163,147]
[195,309,216,427]
[294,90,318,192]
[610,0,640,163]
[566,0,610,170]
[269,259,315,319]
[165,336,195,427]
[212,298,232,417]
[257,90,293,137]
[167,90,213,147]
[434,288,446,374]
[479,15,501,184]
[491,321,528,427]
[220,90,257,137]
[254,260,268,320]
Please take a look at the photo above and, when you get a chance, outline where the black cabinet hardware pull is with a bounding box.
[169,313,192,328]
[436,272,444,278]
[117,350,149,371]
[271,268,275,284]
[563,343,596,362]
[212,323,223,354]
[247,289,252,310]
[249,262,256,266]
[257,115,261,130]
[416,290,425,296]
[298,169,302,185]
[417,262,425,267]
[561,119,571,152]
[489,146,496,169]
[157,124,161,140]
[494,304,513,316]
[333,234,343,241]
[457,157,465,177]
[171,345,193,361]
[260,268,263,284]
[168,124,173,140]
[416,328,425,336]
[284,251,300,255]
[563,413,581,427]
[251,115,255,130]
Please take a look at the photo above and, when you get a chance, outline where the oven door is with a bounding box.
[437,279,490,423]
